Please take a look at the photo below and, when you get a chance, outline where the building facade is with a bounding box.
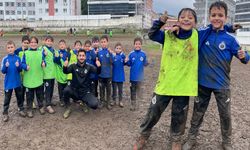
[87,0,154,28]
[193,0,236,27]
[0,0,81,21]
[235,0,250,45]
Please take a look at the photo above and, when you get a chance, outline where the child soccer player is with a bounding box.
[91,36,100,97]
[1,41,25,122]
[133,9,198,150]
[67,40,82,82]
[22,37,46,118]
[111,42,126,107]
[84,40,98,96]
[42,35,56,113]
[62,49,101,119]
[14,35,30,104]
[97,35,113,110]
[126,37,148,111]
[54,39,70,112]
[183,2,250,150]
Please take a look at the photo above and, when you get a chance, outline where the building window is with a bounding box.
[5,2,9,7]
[28,11,32,15]
[6,10,10,15]
[11,2,14,7]
[45,9,49,13]
[22,2,26,7]
[55,0,58,3]
[17,2,21,7]
[45,0,48,3]
[0,10,3,15]
[64,0,67,3]
[63,9,67,13]
[23,11,26,15]
[17,11,21,15]
[28,2,32,7]
[39,0,42,4]
[11,10,15,15]
[55,8,58,13]
[0,2,3,6]
[33,2,35,7]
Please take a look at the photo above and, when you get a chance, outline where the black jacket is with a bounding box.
[63,61,99,93]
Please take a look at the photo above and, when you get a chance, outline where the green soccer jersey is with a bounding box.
[23,49,44,88]
[67,49,77,80]
[55,50,67,84]
[154,29,198,96]
[42,46,55,79]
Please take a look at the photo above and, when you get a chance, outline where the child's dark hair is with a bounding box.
[92,36,99,42]
[30,36,39,44]
[59,39,66,44]
[134,37,143,45]
[74,40,82,46]
[115,42,122,48]
[100,35,109,42]
[78,49,86,55]
[178,8,197,23]
[209,1,228,16]
[45,35,54,42]
[6,40,15,47]
[84,40,92,46]
[22,35,30,43]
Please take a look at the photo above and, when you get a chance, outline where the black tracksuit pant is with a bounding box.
[112,82,123,102]
[3,87,24,114]
[26,85,44,110]
[99,78,112,105]
[63,86,98,109]
[140,94,189,142]
[44,79,55,106]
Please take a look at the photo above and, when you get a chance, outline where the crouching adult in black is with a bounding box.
[62,49,101,119]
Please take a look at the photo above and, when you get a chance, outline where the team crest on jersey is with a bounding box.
[84,69,88,74]
[205,41,210,46]
[106,53,110,57]
[140,56,144,61]
[151,95,157,104]
[219,41,226,50]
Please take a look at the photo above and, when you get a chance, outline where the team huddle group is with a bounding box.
[1,1,250,150]
[1,34,149,121]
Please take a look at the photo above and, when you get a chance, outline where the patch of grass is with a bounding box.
[143,42,162,51]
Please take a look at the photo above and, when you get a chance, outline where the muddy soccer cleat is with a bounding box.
[18,110,26,118]
[222,143,233,150]
[3,114,9,122]
[110,101,115,106]
[59,101,65,107]
[133,135,147,150]
[80,102,89,113]
[27,111,33,118]
[63,108,71,119]
[39,107,46,115]
[119,101,124,108]
[46,106,55,114]
[182,139,196,150]
[171,142,181,150]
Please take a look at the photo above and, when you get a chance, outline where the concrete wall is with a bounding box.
[0,15,144,30]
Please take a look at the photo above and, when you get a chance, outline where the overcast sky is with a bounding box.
[153,0,195,16]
